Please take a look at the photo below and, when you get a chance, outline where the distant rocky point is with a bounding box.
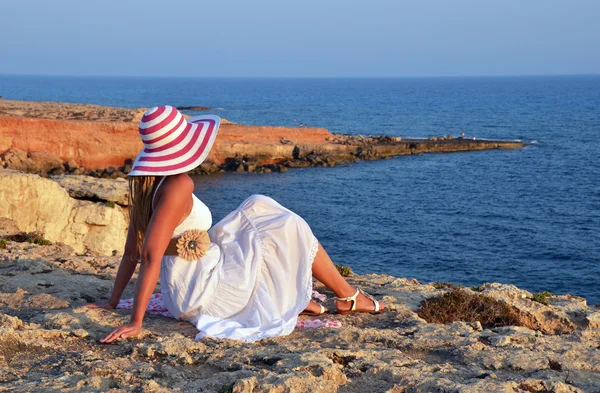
[176,105,211,111]
[0,99,523,178]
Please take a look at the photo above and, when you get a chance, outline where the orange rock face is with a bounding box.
[0,115,332,169]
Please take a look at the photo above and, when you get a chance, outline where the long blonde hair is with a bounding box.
[128,176,161,255]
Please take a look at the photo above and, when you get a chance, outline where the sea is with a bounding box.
[1,75,599,303]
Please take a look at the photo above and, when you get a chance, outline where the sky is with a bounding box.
[1,0,599,78]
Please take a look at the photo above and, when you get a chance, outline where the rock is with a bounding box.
[0,170,128,255]
[0,313,24,330]
[480,283,576,334]
[428,136,438,141]
[101,166,120,179]
[292,145,301,159]
[51,175,129,206]
[0,263,600,392]
[1,148,29,171]
[284,159,311,168]
[0,217,20,237]
[48,166,66,176]
[64,160,79,172]
[305,153,320,164]
[585,311,600,329]
[27,150,63,173]
[175,106,210,111]
[488,335,512,347]
[0,100,523,176]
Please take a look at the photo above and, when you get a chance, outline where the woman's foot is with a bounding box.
[300,300,328,316]
[335,289,384,314]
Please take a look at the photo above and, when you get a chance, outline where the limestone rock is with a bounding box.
[1,257,600,392]
[0,217,20,237]
[27,150,63,172]
[51,174,129,205]
[585,310,600,329]
[0,169,127,255]
[1,148,29,171]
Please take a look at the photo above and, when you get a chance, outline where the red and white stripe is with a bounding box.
[129,106,220,176]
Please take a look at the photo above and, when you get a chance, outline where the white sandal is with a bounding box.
[335,289,382,315]
[300,303,327,316]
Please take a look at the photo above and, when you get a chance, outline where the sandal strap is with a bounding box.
[335,289,381,313]
[334,289,360,311]
[319,304,326,314]
[359,289,380,312]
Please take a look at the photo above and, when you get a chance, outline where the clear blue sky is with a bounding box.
[1,0,599,77]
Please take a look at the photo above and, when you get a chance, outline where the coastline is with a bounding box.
[0,99,523,178]
[3,99,598,392]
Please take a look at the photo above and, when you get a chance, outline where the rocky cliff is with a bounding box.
[0,112,331,170]
[0,170,127,255]
[0,99,523,176]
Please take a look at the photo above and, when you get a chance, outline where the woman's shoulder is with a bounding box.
[161,174,194,192]
[155,174,194,205]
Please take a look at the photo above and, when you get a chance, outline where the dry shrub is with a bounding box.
[417,289,536,329]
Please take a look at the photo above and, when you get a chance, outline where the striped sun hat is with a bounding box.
[128,106,220,176]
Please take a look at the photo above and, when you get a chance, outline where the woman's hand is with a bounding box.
[84,300,118,309]
[100,322,142,343]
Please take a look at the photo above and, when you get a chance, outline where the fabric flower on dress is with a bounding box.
[176,229,210,261]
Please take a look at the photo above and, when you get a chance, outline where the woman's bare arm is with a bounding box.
[85,218,139,309]
[109,223,140,306]
[100,175,194,343]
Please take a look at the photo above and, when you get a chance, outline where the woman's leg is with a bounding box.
[311,243,384,313]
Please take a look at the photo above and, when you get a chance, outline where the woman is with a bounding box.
[88,106,383,343]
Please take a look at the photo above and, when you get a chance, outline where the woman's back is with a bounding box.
[152,177,213,237]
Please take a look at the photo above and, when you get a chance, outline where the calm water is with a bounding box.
[1,75,599,302]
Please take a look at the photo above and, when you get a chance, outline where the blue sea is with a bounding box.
[1,75,599,302]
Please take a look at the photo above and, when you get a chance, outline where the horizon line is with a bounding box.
[1,72,599,79]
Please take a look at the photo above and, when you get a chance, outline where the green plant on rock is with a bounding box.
[105,201,116,208]
[334,264,353,277]
[532,291,553,305]
[471,286,482,292]
[27,233,52,246]
[0,239,6,249]
[31,237,52,246]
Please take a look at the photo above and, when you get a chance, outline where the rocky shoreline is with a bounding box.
[3,99,590,393]
[0,99,524,179]
[1,169,599,392]
[1,239,599,392]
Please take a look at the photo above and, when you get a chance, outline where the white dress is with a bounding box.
[155,178,319,342]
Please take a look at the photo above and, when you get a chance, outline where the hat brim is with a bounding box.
[128,114,221,177]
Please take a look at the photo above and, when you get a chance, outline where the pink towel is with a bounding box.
[116,290,342,329]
